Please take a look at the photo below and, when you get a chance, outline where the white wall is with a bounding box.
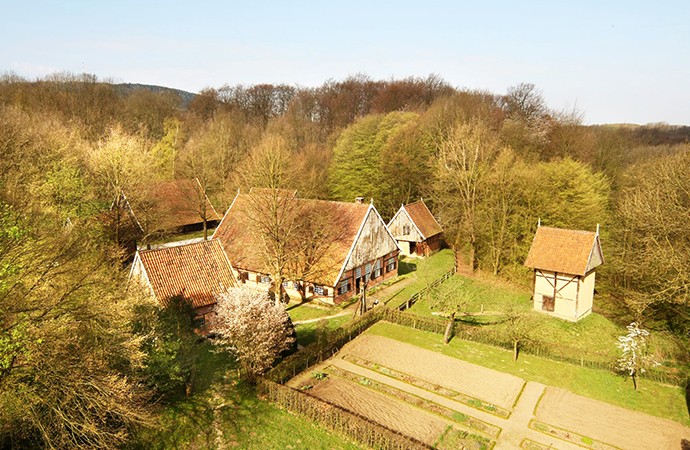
[533,270,582,321]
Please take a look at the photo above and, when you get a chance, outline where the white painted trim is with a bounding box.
[211,190,240,239]
[129,252,156,299]
[194,177,221,220]
[332,206,372,287]
[402,205,427,240]
[333,203,401,286]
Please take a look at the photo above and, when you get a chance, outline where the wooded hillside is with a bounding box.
[0,71,688,446]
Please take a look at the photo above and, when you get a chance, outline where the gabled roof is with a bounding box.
[145,179,222,230]
[390,200,443,240]
[213,192,375,286]
[524,226,604,276]
[132,239,236,308]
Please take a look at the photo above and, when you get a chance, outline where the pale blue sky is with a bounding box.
[2,1,689,124]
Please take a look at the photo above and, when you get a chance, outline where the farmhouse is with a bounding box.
[524,225,604,322]
[387,199,443,257]
[129,239,237,327]
[133,178,222,234]
[213,191,400,304]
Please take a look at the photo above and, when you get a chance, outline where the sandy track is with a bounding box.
[309,377,449,445]
[537,387,690,450]
[340,334,524,410]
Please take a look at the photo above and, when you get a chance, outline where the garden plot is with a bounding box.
[308,376,450,446]
[536,387,690,450]
[340,334,525,411]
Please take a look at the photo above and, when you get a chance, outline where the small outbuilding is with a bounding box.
[387,200,443,257]
[524,225,604,322]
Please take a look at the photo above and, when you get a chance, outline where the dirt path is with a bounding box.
[291,310,351,325]
[537,387,690,450]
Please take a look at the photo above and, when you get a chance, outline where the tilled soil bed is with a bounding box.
[340,334,525,410]
[536,387,690,450]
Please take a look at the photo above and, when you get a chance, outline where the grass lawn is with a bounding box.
[368,321,690,427]
[382,249,455,308]
[295,315,352,347]
[287,300,343,322]
[130,340,360,450]
[408,273,688,366]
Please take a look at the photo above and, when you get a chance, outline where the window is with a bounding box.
[542,295,555,312]
[386,256,397,273]
[239,271,247,284]
[373,259,382,278]
[403,224,410,235]
[282,280,290,288]
[365,263,372,277]
[338,279,350,295]
[293,281,301,290]
[355,267,362,278]
[314,285,324,295]
[260,275,271,284]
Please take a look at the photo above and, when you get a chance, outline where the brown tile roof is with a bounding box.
[135,239,236,308]
[148,179,222,230]
[404,200,443,239]
[213,193,370,286]
[524,226,603,276]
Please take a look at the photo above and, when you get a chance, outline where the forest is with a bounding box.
[0,72,689,448]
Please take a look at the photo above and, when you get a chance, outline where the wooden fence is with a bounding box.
[397,269,454,311]
[257,378,431,450]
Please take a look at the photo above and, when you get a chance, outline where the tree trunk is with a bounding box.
[632,371,638,390]
[443,312,455,344]
[513,340,519,361]
[203,217,208,240]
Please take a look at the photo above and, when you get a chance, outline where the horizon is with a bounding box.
[3,1,689,126]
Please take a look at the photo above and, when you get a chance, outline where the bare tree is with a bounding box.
[213,288,295,379]
[432,118,501,272]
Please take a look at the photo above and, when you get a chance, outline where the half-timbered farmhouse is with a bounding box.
[213,191,400,304]
[524,225,604,322]
[129,239,237,327]
[387,200,443,257]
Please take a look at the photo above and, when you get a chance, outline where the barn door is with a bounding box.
[542,295,555,312]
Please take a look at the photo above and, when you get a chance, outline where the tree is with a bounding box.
[213,288,295,379]
[431,118,501,272]
[612,151,690,333]
[428,283,471,344]
[87,125,155,246]
[502,306,534,361]
[328,111,419,218]
[616,322,657,390]
[132,295,200,400]
[0,206,152,448]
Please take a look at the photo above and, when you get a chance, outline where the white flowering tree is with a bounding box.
[213,288,295,379]
[616,322,657,390]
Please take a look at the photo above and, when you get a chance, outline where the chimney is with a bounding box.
[354,197,364,204]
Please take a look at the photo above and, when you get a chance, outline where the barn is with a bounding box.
[387,200,443,257]
[212,191,400,304]
[129,239,237,329]
[524,225,604,322]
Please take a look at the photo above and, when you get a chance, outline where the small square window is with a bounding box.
[314,285,324,295]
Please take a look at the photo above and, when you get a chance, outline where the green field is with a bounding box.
[382,249,456,307]
[368,321,690,426]
[130,341,360,449]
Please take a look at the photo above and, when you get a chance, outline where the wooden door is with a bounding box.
[542,295,555,312]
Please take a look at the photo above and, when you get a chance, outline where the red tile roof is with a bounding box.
[148,179,222,230]
[213,193,370,286]
[524,226,603,276]
[135,239,236,308]
[404,200,443,239]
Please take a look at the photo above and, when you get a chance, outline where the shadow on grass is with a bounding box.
[398,259,417,275]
